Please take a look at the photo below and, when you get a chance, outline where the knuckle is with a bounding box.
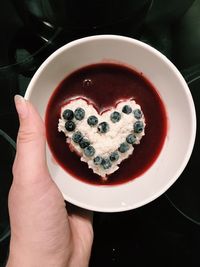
[17,128,45,144]
[18,129,38,143]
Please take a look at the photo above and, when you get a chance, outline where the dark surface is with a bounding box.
[0,0,200,266]
[90,196,200,267]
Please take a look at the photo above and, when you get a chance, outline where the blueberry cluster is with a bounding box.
[62,103,145,171]
[76,104,144,138]
[62,108,95,157]
[63,107,85,132]
[92,139,131,171]
[93,150,120,170]
[121,105,144,134]
[87,115,110,134]
[72,131,95,157]
[92,132,138,171]
[93,156,112,170]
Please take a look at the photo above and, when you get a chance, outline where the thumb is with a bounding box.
[13,95,49,185]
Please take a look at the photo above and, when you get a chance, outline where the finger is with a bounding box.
[67,203,94,257]
[67,203,93,224]
[13,95,49,185]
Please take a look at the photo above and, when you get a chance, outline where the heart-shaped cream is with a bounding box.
[58,97,145,180]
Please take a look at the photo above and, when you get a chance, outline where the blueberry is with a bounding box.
[134,121,144,133]
[122,105,132,114]
[110,111,121,123]
[79,138,90,148]
[84,145,95,157]
[93,156,103,165]
[101,158,112,169]
[62,109,74,120]
[74,107,85,120]
[118,142,129,153]
[98,122,109,133]
[65,121,76,131]
[87,115,98,126]
[110,151,119,161]
[72,131,83,143]
[133,109,142,119]
[126,134,137,144]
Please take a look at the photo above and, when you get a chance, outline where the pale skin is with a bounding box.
[6,95,93,267]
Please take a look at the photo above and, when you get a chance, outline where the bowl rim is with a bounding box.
[24,34,197,212]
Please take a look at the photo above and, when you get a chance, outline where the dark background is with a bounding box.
[0,0,200,266]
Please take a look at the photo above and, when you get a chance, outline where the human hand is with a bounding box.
[6,95,93,267]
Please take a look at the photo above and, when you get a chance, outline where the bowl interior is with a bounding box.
[25,35,196,212]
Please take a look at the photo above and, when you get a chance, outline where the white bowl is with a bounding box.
[25,35,196,212]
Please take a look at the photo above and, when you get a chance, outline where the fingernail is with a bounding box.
[14,95,28,119]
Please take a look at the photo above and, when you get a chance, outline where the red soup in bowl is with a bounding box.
[45,62,167,185]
